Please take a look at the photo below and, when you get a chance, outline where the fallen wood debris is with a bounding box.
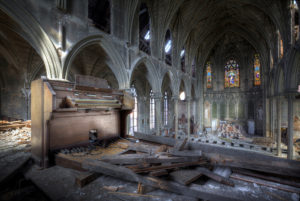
[230,173,300,194]
[51,136,300,201]
[134,132,300,178]
[129,160,207,174]
[75,172,100,188]
[99,153,200,165]
[174,138,187,151]
[196,167,235,187]
[82,159,240,201]
[0,120,31,131]
[170,170,202,185]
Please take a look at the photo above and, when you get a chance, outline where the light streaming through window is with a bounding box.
[165,40,172,53]
[144,30,150,40]
[180,49,185,57]
[179,91,186,101]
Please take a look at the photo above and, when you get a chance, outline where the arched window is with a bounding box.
[224,59,240,88]
[164,91,168,125]
[149,90,155,129]
[206,62,212,88]
[180,48,185,72]
[88,0,111,33]
[139,3,151,54]
[280,39,284,59]
[165,30,172,65]
[129,87,138,135]
[254,54,261,86]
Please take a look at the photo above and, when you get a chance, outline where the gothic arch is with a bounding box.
[130,57,160,92]
[63,35,128,89]
[0,1,61,79]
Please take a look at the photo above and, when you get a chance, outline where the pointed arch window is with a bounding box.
[180,48,185,72]
[150,90,155,129]
[88,0,111,33]
[129,87,138,135]
[165,30,172,65]
[254,54,261,86]
[206,62,212,88]
[224,59,239,88]
[139,3,151,54]
[164,91,168,125]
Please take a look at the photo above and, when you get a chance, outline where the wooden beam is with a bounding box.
[75,172,100,188]
[170,170,202,185]
[134,132,300,178]
[196,167,234,187]
[82,159,241,201]
[100,154,200,165]
[130,161,207,174]
[149,170,169,177]
[174,138,187,151]
[230,173,300,194]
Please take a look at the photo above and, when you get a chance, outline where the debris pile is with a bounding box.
[50,133,300,201]
[0,120,31,156]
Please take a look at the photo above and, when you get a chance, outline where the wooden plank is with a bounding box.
[168,149,202,157]
[170,170,202,185]
[174,138,187,151]
[232,168,300,189]
[82,159,241,201]
[100,154,200,165]
[130,161,207,174]
[55,154,84,171]
[196,167,234,187]
[230,173,300,194]
[0,123,27,130]
[134,132,300,178]
[75,172,100,188]
[149,170,169,177]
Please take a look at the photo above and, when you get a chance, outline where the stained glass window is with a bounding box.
[224,59,239,88]
[206,62,212,88]
[254,54,261,86]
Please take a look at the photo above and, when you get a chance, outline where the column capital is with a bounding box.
[152,92,163,99]
[171,95,179,101]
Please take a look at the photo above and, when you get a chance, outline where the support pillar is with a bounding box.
[154,93,162,136]
[187,97,191,138]
[173,96,179,138]
[287,95,294,159]
[277,97,282,156]
[226,100,230,120]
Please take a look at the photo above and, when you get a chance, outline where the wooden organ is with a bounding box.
[31,75,134,167]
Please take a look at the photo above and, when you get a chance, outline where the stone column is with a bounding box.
[217,101,221,119]
[154,93,162,136]
[187,97,191,138]
[277,97,282,156]
[226,100,230,120]
[269,97,273,139]
[272,97,277,142]
[173,96,179,138]
[287,95,294,159]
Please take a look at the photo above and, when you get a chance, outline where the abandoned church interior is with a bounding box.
[0,0,300,200]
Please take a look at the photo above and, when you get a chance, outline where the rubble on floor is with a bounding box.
[0,120,31,158]
[24,133,299,201]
